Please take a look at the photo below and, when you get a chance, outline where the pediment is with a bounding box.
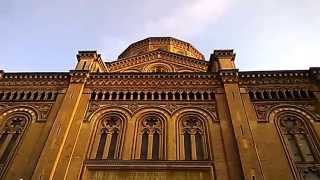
[107,50,208,73]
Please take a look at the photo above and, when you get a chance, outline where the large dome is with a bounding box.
[118,37,205,60]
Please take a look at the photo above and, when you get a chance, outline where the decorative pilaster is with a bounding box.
[32,70,90,180]
[213,49,264,180]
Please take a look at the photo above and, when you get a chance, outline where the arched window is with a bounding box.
[0,115,28,173]
[179,115,208,160]
[277,114,320,179]
[279,116,318,163]
[91,114,124,160]
[136,115,164,160]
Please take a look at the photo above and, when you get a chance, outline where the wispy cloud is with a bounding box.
[143,0,232,38]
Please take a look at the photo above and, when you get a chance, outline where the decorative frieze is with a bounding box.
[109,50,208,72]
[239,70,311,85]
[84,101,217,122]
[253,102,320,122]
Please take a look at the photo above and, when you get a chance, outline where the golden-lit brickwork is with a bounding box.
[0,37,319,180]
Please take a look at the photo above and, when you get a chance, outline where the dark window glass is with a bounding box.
[203,92,209,100]
[154,92,159,100]
[152,132,160,160]
[0,133,19,164]
[196,132,204,160]
[184,132,191,160]
[175,92,180,100]
[249,92,255,99]
[140,132,148,160]
[96,133,107,159]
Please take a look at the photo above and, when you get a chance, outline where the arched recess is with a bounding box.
[268,105,320,180]
[132,108,169,160]
[0,106,37,177]
[87,107,130,160]
[143,62,175,72]
[121,69,141,73]
[172,108,214,161]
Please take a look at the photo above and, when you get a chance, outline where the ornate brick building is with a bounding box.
[0,37,319,180]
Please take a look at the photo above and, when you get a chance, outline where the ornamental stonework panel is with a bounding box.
[84,101,217,122]
[0,102,53,122]
[253,102,320,123]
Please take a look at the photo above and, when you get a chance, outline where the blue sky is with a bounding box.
[0,0,319,72]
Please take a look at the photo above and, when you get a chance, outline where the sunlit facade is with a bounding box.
[0,37,319,180]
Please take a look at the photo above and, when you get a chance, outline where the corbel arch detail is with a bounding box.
[143,62,175,72]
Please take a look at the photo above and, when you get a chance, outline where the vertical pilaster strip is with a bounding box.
[31,70,89,180]
[220,69,264,180]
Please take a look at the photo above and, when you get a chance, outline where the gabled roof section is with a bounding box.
[106,49,208,73]
[118,37,205,60]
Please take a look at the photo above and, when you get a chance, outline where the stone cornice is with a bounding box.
[107,50,208,72]
[239,70,313,86]
[309,67,320,84]
[69,70,90,84]
[218,69,239,84]
[0,72,70,87]
[76,50,99,61]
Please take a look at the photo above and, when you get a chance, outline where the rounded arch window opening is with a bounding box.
[178,114,209,161]
[92,113,126,160]
[136,113,165,160]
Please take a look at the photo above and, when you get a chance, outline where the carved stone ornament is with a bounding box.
[297,164,320,179]
[0,102,52,122]
[181,116,203,135]
[253,102,319,123]
[141,116,161,135]
[1,116,27,134]
[100,116,121,134]
[279,116,306,134]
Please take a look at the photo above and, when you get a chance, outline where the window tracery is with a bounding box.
[136,115,164,160]
[277,114,320,179]
[91,114,123,160]
[179,115,208,160]
[0,115,28,173]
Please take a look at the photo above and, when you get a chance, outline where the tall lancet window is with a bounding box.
[179,115,208,160]
[279,116,318,163]
[91,114,123,160]
[0,116,28,173]
[137,115,163,160]
[278,115,320,180]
